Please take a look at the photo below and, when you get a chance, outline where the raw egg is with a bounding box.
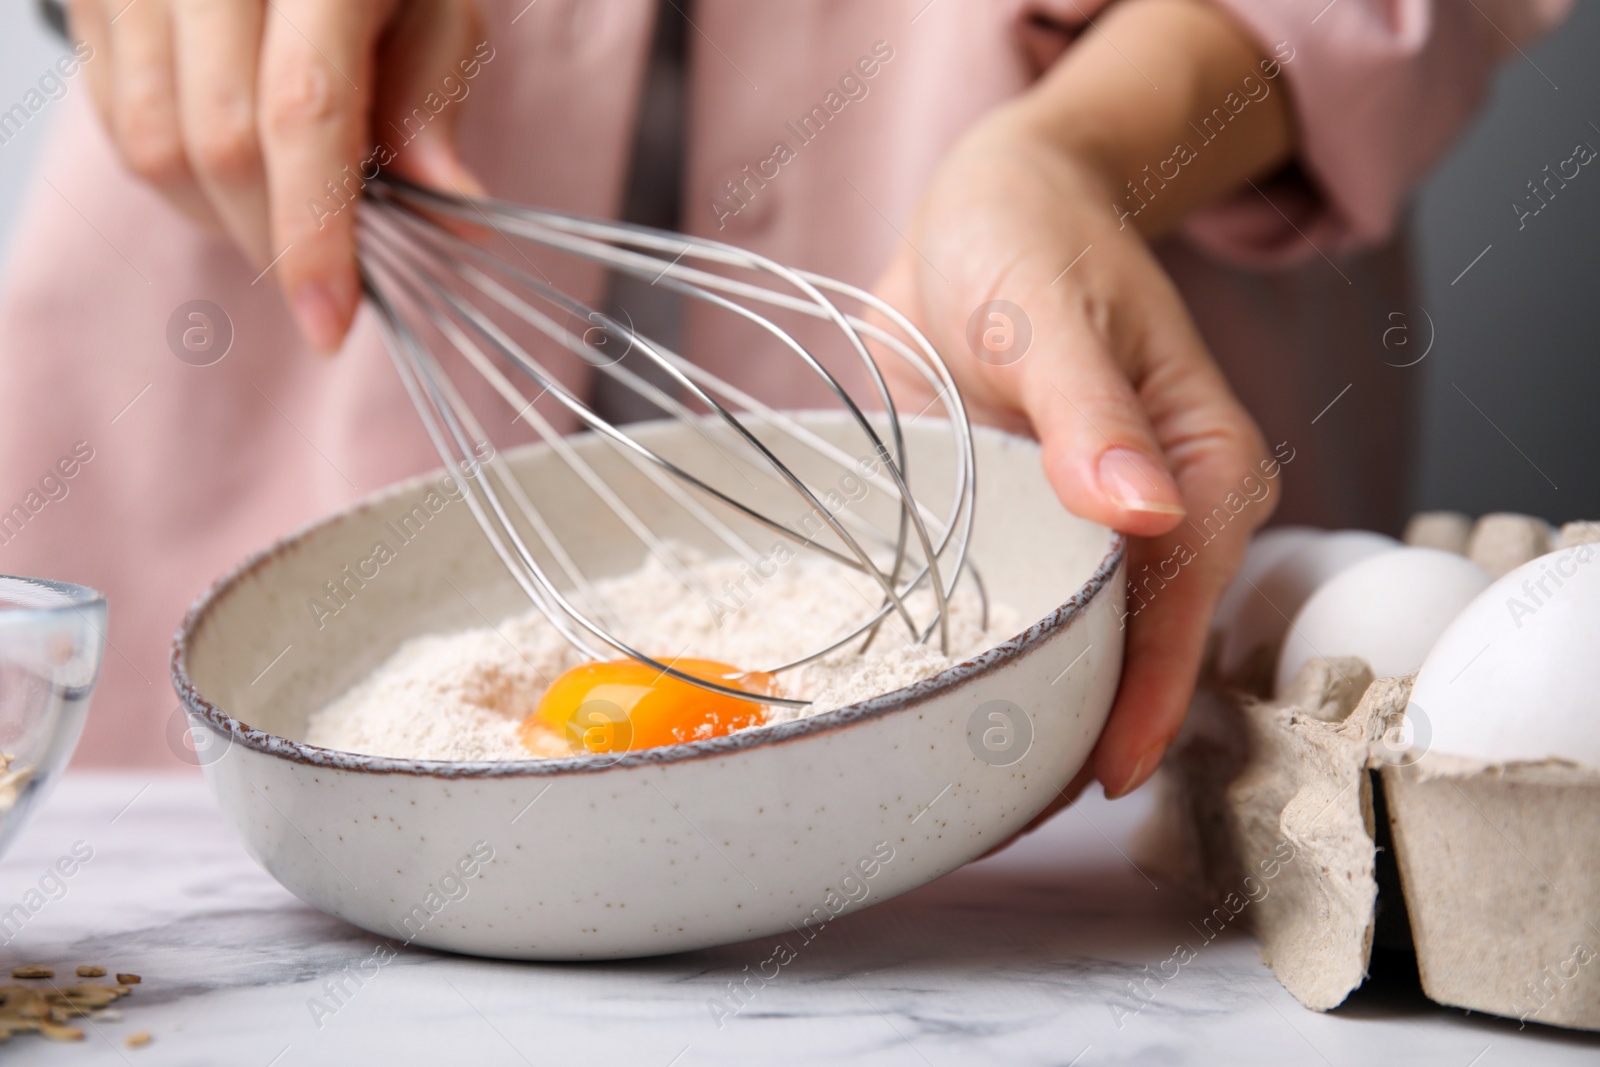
[519,658,776,756]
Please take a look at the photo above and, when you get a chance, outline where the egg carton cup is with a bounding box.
[1139,656,1600,1030]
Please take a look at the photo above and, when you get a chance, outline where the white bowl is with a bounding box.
[172,416,1124,960]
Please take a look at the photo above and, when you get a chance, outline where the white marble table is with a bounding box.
[2,773,1595,1065]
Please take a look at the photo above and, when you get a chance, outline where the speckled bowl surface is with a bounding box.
[172,416,1125,959]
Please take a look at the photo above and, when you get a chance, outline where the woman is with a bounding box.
[0,0,1568,794]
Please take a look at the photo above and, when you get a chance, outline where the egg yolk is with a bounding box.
[518,658,776,756]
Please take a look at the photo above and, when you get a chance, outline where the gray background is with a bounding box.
[1410,1,1600,524]
[2,4,1596,522]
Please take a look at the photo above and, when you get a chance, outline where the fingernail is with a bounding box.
[1105,747,1159,800]
[1097,447,1185,516]
[291,283,345,356]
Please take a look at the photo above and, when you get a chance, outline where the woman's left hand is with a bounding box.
[872,98,1274,806]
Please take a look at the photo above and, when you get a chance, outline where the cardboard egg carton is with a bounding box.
[1138,512,1600,1030]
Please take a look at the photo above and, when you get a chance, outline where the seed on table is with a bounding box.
[126,1030,153,1048]
[115,974,141,984]
[10,966,52,979]
[56,985,121,1007]
[75,965,106,978]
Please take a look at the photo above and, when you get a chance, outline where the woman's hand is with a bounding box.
[874,110,1270,803]
[69,0,483,353]
[874,0,1294,802]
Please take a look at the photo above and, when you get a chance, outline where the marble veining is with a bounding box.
[1,773,1596,1065]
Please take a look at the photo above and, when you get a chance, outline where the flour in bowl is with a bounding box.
[304,549,1018,761]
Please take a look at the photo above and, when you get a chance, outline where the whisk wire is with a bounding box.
[365,202,932,639]
[359,175,979,702]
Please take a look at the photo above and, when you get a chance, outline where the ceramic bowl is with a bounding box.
[172,416,1124,960]
[0,575,106,860]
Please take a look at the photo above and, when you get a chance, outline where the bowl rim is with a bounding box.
[170,429,1125,780]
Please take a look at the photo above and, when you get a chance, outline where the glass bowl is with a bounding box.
[0,575,106,860]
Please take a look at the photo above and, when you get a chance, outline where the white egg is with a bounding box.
[1210,526,1323,640]
[1274,548,1491,696]
[1409,541,1600,769]
[1217,530,1400,682]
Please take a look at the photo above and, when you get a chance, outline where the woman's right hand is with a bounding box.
[69,0,485,354]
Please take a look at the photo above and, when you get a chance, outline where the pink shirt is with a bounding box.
[0,0,1569,766]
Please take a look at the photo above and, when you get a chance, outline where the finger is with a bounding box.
[1098,537,1214,798]
[1094,318,1271,797]
[1012,289,1187,536]
[172,0,270,266]
[1096,523,1252,798]
[66,0,113,123]
[259,0,395,354]
[372,0,485,197]
[103,0,222,230]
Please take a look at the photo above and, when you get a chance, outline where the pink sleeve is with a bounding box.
[1184,0,1574,267]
